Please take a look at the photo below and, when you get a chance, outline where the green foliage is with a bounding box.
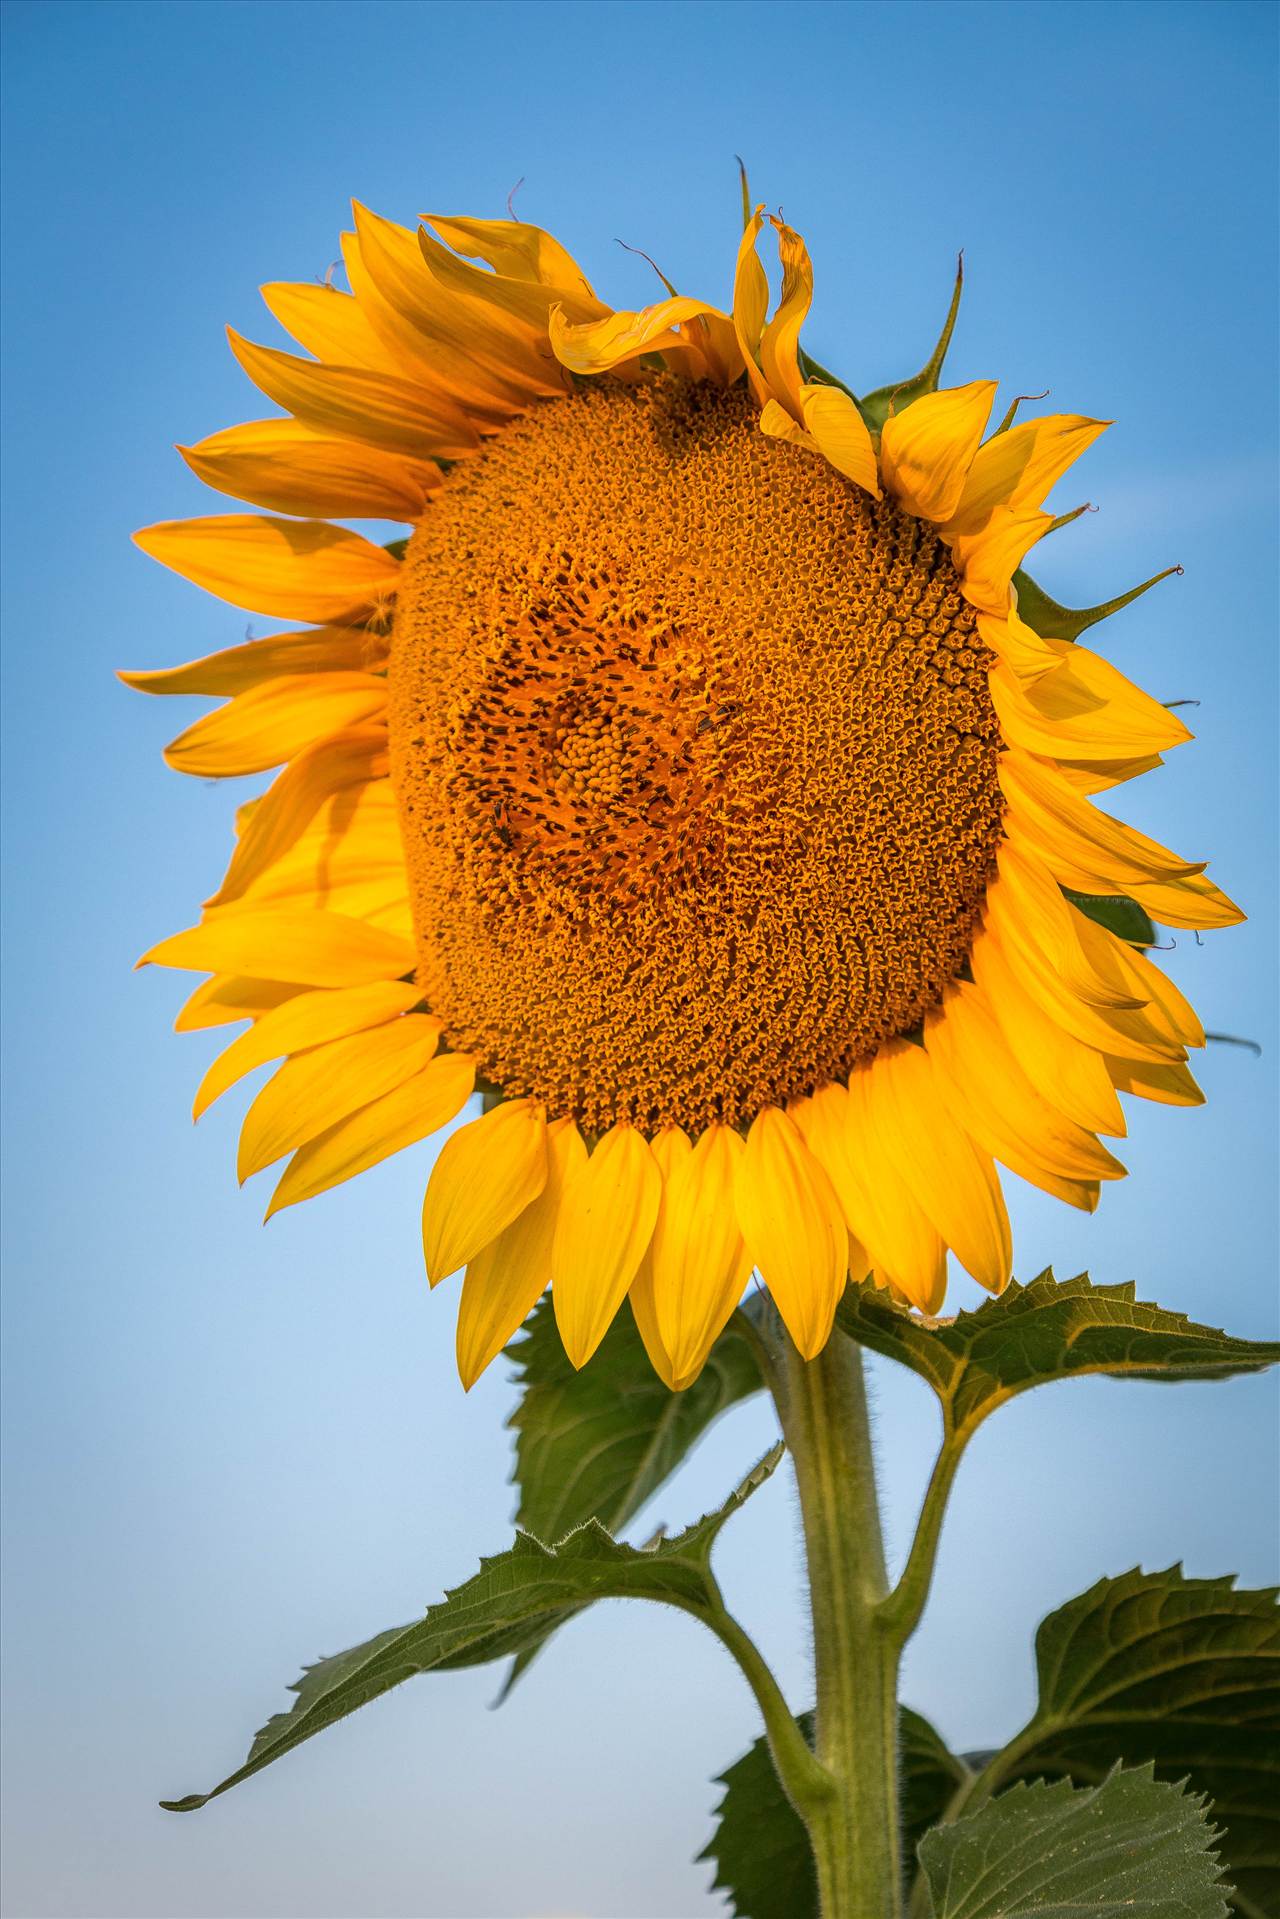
[509,1294,765,1542]
[835,1270,1280,1441]
[700,1706,971,1918]
[498,1294,766,1695]
[161,1446,782,1814]
[1062,886,1157,946]
[972,1568,1280,1918]
[1013,562,1181,642]
[856,256,965,434]
[916,1765,1229,1919]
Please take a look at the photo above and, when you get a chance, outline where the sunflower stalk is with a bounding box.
[774,1319,903,1918]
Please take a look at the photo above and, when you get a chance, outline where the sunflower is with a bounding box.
[126,188,1241,1394]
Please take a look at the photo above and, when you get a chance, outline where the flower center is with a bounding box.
[388,378,1004,1133]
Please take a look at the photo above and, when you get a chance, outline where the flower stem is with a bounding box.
[774,1320,903,1919]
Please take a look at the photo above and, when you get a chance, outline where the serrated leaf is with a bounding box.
[835,1270,1279,1440]
[161,1444,782,1813]
[498,1293,766,1695]
[700,1706,971,1918]
[972,1568,1280,1917]
[917,1764,1229,1918]
[1063,887,1156,946]
[1013,562,1181,642]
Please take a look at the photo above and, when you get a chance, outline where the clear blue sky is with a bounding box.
[2,2,1276,1914]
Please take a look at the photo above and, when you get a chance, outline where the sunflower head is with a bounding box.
[126,192,1242,1394]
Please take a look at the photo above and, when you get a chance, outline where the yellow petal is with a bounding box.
[1105,1056,1204,1107]
[925,980,1126,1193]
[548,296,731,379]
[945,414,1108,536]
[950,504,1052,615]
[343,215,534,416]
[1077,921,1204,1050]
[757,216,814,418]
[194,979,422,1120]
[1126,869,1245,932]
[799,384,880,496]
[798,1081,947,1314]
[734,1106,845,1360]
[208,729,388,906]
[551,1124,661,1369]
[425,216,597,296]
[139,907,413,987]
[119,627,378,697]
[173,974,303,1031]
[1001,751,1202,889]
[422,1099,549,1284]
[732,207,772,406]
[879,381,997,522]
[238,1016,442,1179]
[990,648,1192,762]
[266,1051,475,1215]
[456,1119,586,1391]
[867,1042,1012,1295]
[627,1269,680,1393]
[259,280,407,376]
[228,330,479,462]
[351,203,561,399]
[976,597,1061,685]
[759,385,881,498]
[627,1128,691,1392]
[992,843,1147,1012]
[162,673,387,777]
[970,922,1125,1137]
[982,862,1180,1063]
[650,1124,752,1386]
[180,419,440,522]
[418,223,605,337]
[133,515,400,623]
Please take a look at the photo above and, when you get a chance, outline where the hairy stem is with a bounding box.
[878,1424,966,1647]
[696,1594,835,1819]
[774,1321,903,1919]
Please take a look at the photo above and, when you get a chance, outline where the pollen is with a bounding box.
[388,378,1004,1133]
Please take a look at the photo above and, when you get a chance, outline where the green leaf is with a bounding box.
[835,1269,1280,1441]
[969,1568,1280,1918]
[1063,887,1157,946]
[856,254,965,435]
[1013,562,1181,642]
[161,1445,782,1814]
[510,1294,766,1542]
[700,1706,971,1918]
[497,1293,767,1695]
[917,1765,1229,1918]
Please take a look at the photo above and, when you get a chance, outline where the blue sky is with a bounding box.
[1,2,1276,1914]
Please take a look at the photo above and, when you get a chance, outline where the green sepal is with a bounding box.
[964,1568,1280,1918]
[1062,887,1157,946]
[796,346,858,400]
[835,1269,1279,1442]
[1014,562,1182,642]
[160,1445,782,1814]
[383,537,409,562]
[497,1292,766,1696]
[699,1706,971,1919]
[917,1765,1229,1919]
[856,253,965,435]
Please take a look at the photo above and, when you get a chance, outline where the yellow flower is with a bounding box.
[126,193,1242,1393]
